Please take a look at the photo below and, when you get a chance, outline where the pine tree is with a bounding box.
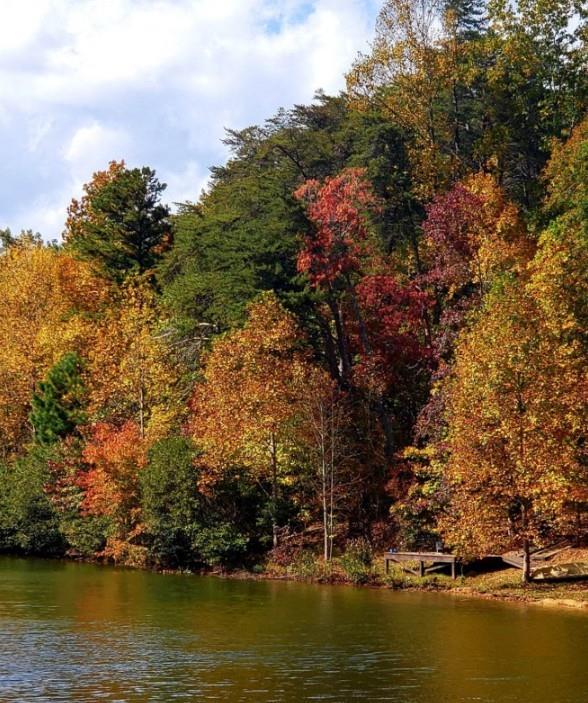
[30,353,86,446]
[65,161,170,283]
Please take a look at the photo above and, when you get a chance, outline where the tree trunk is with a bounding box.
[522,538,531,584]
[327,295,352,383]
[317,313,341,384]
[138,369,145,440]
[322,455,329,561]
[270,433,279,549]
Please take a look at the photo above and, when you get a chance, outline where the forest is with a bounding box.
[0,0,586,583]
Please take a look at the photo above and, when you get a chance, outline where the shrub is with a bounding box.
[0,452,64,555]
[191,523,248,568]
[140,436,201,567]
[340,538,373,584]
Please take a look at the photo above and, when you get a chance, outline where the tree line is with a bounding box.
[0,0,586,580]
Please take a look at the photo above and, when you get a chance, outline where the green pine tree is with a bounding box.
[30,353,86,446]
[65,162,170,283]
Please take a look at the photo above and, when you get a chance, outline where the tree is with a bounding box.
[422,173,532,302]
[347,0,475,197]
[65,161,170,283]
[347,0,587,208]
[0,241,108,457]
[301,375,356,561]
[295,168,430,456]
[0,451,63,555]
[79,421,148,565]
[441,279,586,581]
[86,280,183,442]
[190,292,314,547]
[30,353,86,446]
[438,118,588,573]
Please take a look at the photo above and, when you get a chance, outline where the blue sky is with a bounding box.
[0,0,380,240]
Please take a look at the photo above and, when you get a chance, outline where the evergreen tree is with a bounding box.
[30,353,86,446]
[444,0,487,38]
[65,161,170,283]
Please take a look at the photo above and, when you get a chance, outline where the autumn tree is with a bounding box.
[190,292,315,547]
[441,279,586,581]
[295,168,430,456]
[346,0,478,197]
[65,161,170,283]
[347,0,586,206]
[86,280,183,442]
[300,372,357,561]
[0,239,108,457]
[79,421,147,565]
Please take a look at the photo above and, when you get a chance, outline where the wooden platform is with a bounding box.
[384,551,458,579]
[501,541,571,575]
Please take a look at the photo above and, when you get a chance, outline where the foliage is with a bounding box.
[0,8,586,569]
[189,292,316,546]
[86,281,184,441]
[79,421,147,562]
[440,279,586,570]
[65,161,170,283]
[295,168,381,286]
[347,0,586,206]
[0,240,108,457]
[340,538,374,584]
[140,436,201,567]
[30,353,86,446]
[159,94,413,335]
[191,524,249,568]
[0,451,63,555]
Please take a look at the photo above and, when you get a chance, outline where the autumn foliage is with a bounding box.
[0,8,586,574]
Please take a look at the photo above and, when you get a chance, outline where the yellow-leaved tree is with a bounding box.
[0,238,108,457]
[440,123,588,580]
[86,280,184,443]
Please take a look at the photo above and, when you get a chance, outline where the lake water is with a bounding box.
[0,557,586,702]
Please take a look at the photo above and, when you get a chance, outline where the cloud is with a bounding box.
[64,123,132,179]
[0,0,378,239]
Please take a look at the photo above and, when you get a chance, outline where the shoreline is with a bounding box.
[218,567,588,611]
[4,551,587,611]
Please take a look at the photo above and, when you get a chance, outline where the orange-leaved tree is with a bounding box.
[79,421,148,565]
[441,276,586,581]
[189,292,315,548]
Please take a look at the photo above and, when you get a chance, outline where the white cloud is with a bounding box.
[64,123,131,179]
[0,0,379,238]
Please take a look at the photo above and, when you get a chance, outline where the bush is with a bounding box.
[61,515,109,557]
[289,551,321,579]
[340,538,373,584]
[191,523,248,568]
[0,452,64,555]
[140,437,201,567]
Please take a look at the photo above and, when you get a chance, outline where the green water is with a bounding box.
[0,557,586,702]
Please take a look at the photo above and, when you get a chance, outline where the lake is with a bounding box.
[0,557,586,702]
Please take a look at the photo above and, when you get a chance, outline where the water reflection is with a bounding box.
[0,557,586,702]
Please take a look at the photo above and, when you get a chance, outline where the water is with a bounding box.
[0,557,586,702]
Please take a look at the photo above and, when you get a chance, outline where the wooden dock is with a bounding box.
[384,551,458,579]
[501,541,570,573]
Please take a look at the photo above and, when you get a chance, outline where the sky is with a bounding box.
[0,0,380,240]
